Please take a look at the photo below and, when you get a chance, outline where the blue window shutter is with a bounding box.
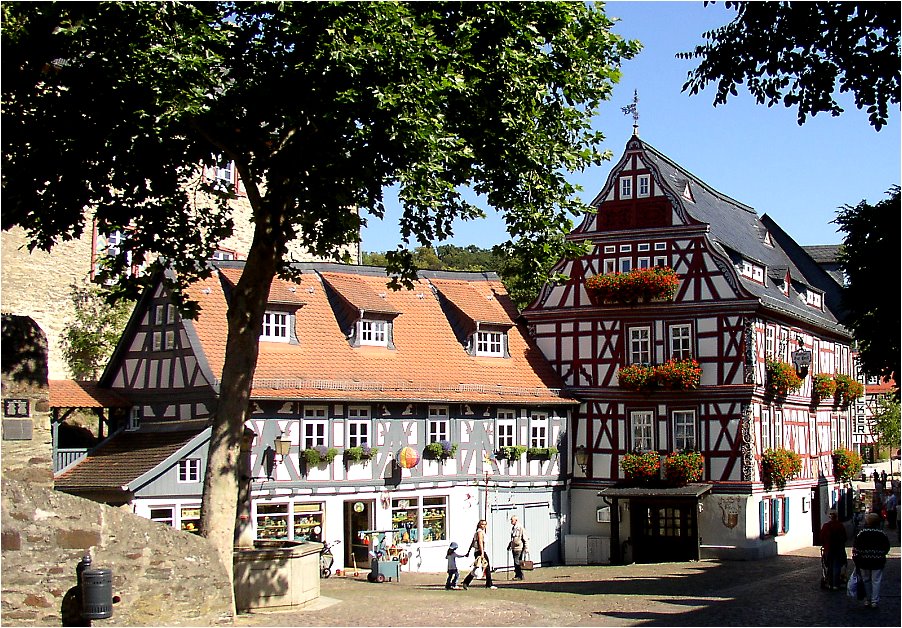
[782,496,790,533]
[771,498,780,535]
[759,501,767,537]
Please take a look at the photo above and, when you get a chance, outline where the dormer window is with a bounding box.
[739,259,765,284]
[637,174,650,198]
[619,176,632,199]
[360,318,389,346]
[261,311,290,342]
[475,331,504,357]
[805,289,823,310]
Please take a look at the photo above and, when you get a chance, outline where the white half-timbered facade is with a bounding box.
[55,263,575,574]
[523,135,856,562]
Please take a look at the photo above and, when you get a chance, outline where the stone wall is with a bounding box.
[2,314,234,626]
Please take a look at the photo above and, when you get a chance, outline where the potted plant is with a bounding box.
[303,445,338,467]
[765,360,803,396]
[832,447,863,482]
[526,446,558,459]
[585,266,680,304]
[496,445,527,461]
[618,363,656,391]
[664,450,705,486]
[655,358,702,390]
[620,450,661,484]
[761,447,802,490]
[833,374,864,406]
[344,443,378,464]
[812,373,837,403]
[424,440,458,461]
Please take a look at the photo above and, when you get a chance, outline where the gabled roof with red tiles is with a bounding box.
[185,262,571,404]
[54,423,207,491]
[49,379,131,409]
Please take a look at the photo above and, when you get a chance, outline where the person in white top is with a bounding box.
[508,515,529,580]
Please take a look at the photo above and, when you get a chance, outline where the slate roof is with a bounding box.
[49,379,131,409]
[190,262,572,405]
[627,139,849,337]
[54,421,207,492]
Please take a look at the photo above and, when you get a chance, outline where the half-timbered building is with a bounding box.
[55,262,575,573]
[523,135,856,562]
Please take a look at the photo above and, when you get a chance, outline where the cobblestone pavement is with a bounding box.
[234,531,900,627]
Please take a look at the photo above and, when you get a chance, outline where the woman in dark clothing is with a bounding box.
[819,509,847,589]
[852,512,891,608]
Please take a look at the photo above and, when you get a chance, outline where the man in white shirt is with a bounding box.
[508,515,528,580]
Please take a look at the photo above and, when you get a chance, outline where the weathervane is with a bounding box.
[621,89,639,136]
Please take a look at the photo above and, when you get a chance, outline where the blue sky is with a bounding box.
[360,1,900,253]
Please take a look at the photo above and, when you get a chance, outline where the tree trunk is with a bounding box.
[199,219,282,614]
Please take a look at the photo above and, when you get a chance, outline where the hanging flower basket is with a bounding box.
[761,448,802,490]
[765,360,803,396]
[586,266,679,304]
[832,447,862,482]
[664,450,705,486]
[620,450,661,484]
[833,374,864,406]
[424,440,458,461]
[812,373,837,403]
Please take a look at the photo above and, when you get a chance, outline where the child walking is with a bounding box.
[445,541,467,590]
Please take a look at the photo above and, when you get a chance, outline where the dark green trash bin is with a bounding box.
[81,568,113,620]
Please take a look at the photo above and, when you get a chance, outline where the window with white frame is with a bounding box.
[630,410,654,451]
[360,319,388,346]
[654,242,667,251]
[670,324,692,360]
[637,243,650,252]
[619,244,632,253]
[637,174,650,197]
[529,412,549,448]
[620,176,632,199]
[475,331,504,357]
[765,326,775,359]
[604,259,616,274]
[637,257,651,269]
[805,290,823,309]
[604,245,616,254]
[214,157,234,183]
[149,506,175,527]
[261,311,290,342]
[346,406,371,448]
[495,410,516,448]
[629,327,651,364]
[303,407,327,449]
[654,255,668,268]
[672,411,696,450]
[427,406,449,443]
[178,458,201,483]
[773,410,783,448]
[761,408,772,451]
[620,258,632,273]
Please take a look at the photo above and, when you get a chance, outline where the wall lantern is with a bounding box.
[274,430,292,459]
[574,445,589,473]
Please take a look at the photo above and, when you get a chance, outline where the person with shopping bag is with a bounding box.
[462,520,496,590]
[508,515,529,580]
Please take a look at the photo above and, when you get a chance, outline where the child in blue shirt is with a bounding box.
[445,541,467,590]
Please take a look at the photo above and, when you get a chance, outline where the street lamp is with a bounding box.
[575,446,589,473]
[274,429,292,460]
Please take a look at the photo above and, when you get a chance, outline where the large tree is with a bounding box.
[2,1,639,604]
[834,186,901,390]
[680,2,900,130]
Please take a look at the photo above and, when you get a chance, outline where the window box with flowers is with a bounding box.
[761,447,802,490]
[618,363,657,391]
[765,360,803,397]
[495,445,527,461]
[833,374,863,407]
[811,373,836,403]
[526,446,558,460]
[585,266,679,305]
[303,445,338,467]
[664,450,705,486]
[620,450,661,484]
[655,359,702,390]
[424,440,458,461]
[344,443,378,464]
[832,447,862,482]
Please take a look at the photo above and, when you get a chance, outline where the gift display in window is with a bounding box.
[391,498,419,543]
[256,503,289,540]
[180,506,201,534]
[293,502,324,542]
[422,496,448,542]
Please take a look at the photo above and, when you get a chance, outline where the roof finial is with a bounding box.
[621,89,639,136]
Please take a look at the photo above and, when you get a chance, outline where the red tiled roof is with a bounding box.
[187,265,571,405]
[49,380,131,409]
[54,426,205,490]
[320,272,402,315]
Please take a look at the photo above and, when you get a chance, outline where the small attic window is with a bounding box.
[261,311,290,342]
[805,289,823,310]
[763,231,774,247]
[619,176,633,199]
[739,260,765,284]
[359,318,389,347]
[682,182,694,203]
[475,331,505,357]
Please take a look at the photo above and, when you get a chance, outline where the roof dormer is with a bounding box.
[319,272,401,349]
[427,277,514,358]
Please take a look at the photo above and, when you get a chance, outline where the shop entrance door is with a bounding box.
[630,498,698,563]
[344,499,374,570]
